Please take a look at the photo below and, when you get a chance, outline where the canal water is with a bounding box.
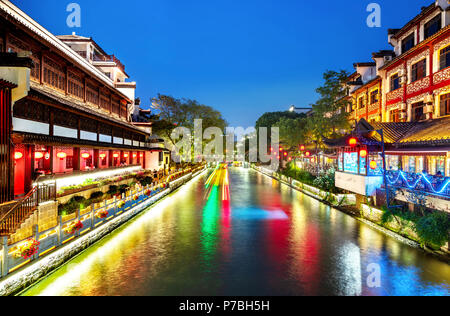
[22,168,450,296]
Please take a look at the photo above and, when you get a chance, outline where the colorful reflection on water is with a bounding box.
[22,168,450,296]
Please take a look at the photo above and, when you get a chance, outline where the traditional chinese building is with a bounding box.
[0,0,168,208]
[328,1,450,212]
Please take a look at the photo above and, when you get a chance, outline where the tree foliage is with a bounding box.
[254,70,351,154]
[150,94,227,146]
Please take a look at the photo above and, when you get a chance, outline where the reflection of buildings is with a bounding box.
[327,1,450,211]
[0,2,168,232]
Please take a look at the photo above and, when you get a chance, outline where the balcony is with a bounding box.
[386,87,404,103]
[406,76,430,96]
[433,66,450,85]
[92,54,125,73]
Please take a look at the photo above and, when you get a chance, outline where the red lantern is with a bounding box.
[99,153,106,159]
[300,145,305,151]
[140,153,144,158]
[14,152,23,160]
[113,153,119,158]
[57,152,67,159]
[133,153,137,158]
[81,153,90,159]
[359,149,368,158]
[34,152,44,159]
[124,153,129,158]
[348,137,358,147]
[305,151,311,157]
[284,152,288,157]
[370,160,378,170]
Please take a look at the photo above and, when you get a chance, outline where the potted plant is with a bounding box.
[96,209,109,219]
[117,200,125,209]
[65,221,83,235]
[15,239,40,259]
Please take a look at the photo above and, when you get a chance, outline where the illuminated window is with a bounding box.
[390,109,400,122]
[439,46,450,70]
[411,59,426,83]
[412,102,426,121]
[424,14,441,39]
[390,74,400,91]
[358,96,365,109]
[370,89,379,104]
[401,33,415,54]
[440,93,450,116]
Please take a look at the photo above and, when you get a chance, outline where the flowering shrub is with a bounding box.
[96,209,109,219]
[117,201,125,209]
[15,239,40,259]
[144,189,151,196]
[133,195,139,201]
[65,221,83,235]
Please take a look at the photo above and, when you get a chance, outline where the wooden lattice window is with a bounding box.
[43,57,65,91]
[13,99,49,123]
[53,108,78,129]
[30,54,40,82]
[100,92,110,111]
[68,71,84,100]
[7,35,29,53]
[121,104,128,119]
[112,98,120,115]
[86,82,99,105]
[80,117,98,133]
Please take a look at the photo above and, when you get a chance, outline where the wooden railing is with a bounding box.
[0,187,38,237]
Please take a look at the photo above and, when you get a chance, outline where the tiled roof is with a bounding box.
[363,121,419,143]
[29,82,147,135]
[323,118,450,149]
[398,117,450,146]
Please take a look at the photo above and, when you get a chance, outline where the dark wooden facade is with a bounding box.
[0,80,15,205]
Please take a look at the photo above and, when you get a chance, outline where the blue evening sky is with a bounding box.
[11,0,431,127]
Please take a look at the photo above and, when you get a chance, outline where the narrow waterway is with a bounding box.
[22,168,450,296]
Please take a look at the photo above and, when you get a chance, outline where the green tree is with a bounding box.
[274,116,307,150]
[309,70,351,143]
[151,94,227,151]
[255,111,305,130]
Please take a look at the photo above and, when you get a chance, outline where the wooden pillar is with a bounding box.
[109,149,114,167]
[77,117,80,139]
[24,145,34,193]
[93,149,100,169]
[49,109,54,136]
[73,147,80,171]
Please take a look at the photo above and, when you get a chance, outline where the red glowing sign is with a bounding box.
[14,152,23,160]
